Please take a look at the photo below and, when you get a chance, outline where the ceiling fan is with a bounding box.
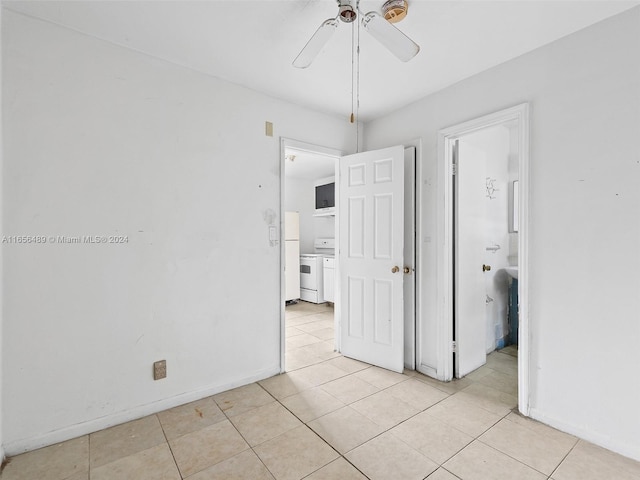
[293,0,420,68]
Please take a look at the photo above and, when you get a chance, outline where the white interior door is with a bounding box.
[339,145,405,373]
[455,140,488,377]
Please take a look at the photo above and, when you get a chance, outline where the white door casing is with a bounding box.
[403,147,416,370]
[280,138,343,374]
[455,140,488,377]
[339,145,405,373]
[433,103,530,415]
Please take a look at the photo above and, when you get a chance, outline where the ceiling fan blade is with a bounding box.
[361,11,420,62]
[293,18,339,69]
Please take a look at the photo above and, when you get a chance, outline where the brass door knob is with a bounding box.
[391,266,400,273]
[403,266,411,274]
[483,264,492,272]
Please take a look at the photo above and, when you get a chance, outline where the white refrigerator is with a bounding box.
[285,212,300,301]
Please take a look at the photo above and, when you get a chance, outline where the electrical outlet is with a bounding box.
[153,360,167,380]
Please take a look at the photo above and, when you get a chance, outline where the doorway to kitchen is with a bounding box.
[280,139,341,373]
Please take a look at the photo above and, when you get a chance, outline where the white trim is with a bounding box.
[279,138,343,373]
[2,365,280,456]
[436,103,530,414]
[412,139,423,374]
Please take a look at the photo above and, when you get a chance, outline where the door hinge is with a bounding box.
[452,341,457,353]
[451,163,457,175]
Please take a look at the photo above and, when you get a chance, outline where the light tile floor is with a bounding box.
[3,300,640,479]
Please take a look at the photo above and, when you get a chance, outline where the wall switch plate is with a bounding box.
[265,121,273,137]
[153,360,167,380]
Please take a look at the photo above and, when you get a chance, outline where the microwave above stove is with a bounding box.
[314,180,335,216]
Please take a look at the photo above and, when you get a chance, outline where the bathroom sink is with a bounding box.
[504,266,518,279]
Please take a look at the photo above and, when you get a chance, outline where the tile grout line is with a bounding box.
[155,413,183,479]
[284,306,519,478]
[547,437,581,479]
[259,378,373,479]
[238,383,294,480]
[87,432,91,480]
[276,362,464,477]
[475,437,552,478]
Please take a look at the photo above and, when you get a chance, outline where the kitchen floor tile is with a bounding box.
[346,431,438,480]
[426,468,462,479]
[354,366,410,389]
[185,449,275,480]
[444,441,546,480]
[390,411,474,464]
[319,375,380,404]
[169,419,249,478]
[0,436,88,480]
[259,373,313,400]
[350,390,419,429]
[286,362,347,388]
[285,326,305,337]
[384,378,449,411]
[157,397,226,441]
[229,401,302,447]
[285,348,324,371]
[309,327,334,340]
[475,369,518,396]
[552,440,640,480]
[254,425,338,480]
[323,356,370,374]
[294,340,340,361]
[89,415,165,469]
[286,333,323,350]
[90,443,180,480]
[280,387,345,423]
[480,416,577,475]
[307,406,385,454]
[425,395,503,438]
[213,383,274,418]
[484,352,518,377]
[303,458,368,479]
[295,319,334,334]
[455,382,517,416]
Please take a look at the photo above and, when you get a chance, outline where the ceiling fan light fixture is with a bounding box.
[382,0,408,23]
[338,0,357,23]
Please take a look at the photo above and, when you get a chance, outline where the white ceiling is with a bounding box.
[285,147,337,180]
[4,0,639,121]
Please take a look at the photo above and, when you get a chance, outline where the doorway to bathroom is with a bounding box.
[437,103,530,415]
[453,124,519,377]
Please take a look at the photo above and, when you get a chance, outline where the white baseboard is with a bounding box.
[4,365,280,457]
[529,408,640,462]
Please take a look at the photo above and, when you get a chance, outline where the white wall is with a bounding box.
[284,176,336,253]
[1,9,354,454]
[364,7,640,460]
[284,177,315,253]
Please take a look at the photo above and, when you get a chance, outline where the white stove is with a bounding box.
[300,238,335,303]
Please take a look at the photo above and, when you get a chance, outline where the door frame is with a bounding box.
[280,138,343,373]
[436,103,531,415]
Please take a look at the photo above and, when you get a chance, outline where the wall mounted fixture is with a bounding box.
[486,177,498,199]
